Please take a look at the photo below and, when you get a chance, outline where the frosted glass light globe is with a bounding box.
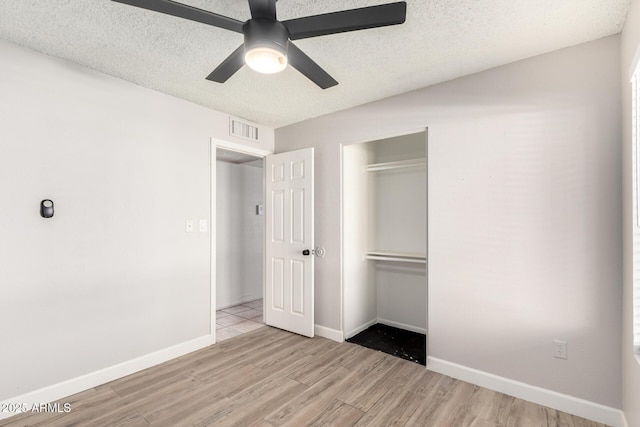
[245,47,288,74]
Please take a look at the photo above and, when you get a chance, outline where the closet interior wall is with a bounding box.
[343,131,427,338]
[216,159,264,309]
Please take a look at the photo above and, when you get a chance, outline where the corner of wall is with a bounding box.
[314,324,344,343]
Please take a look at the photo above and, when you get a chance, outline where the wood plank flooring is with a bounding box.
[1,327,607,427]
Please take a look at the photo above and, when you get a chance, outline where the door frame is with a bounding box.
[210,138,273,343]
[339,127,429,359]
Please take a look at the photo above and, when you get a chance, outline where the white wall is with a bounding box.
[343,143,377,336]
[621,0,640,425]
[0,39,273,405]
[216,160,263,309]
[343,134,427,337]
[276,36,622,407]
[371,135,427,331]
[376,262,426,331]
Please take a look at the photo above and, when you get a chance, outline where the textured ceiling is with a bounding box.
[0,0,631,128]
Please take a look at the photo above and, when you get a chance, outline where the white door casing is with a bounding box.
[265,148,314,337]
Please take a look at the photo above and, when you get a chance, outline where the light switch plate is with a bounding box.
[199,219,208,233]
[185,220,194,233]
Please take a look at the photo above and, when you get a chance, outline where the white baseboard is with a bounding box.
[427,357,626,427]
[345,319,378,340]
[0,334,215,421]
[344,318,426,340]
[314,324,344,342]
[377,318,427,335]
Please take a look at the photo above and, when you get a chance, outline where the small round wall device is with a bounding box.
[40,199,54,218]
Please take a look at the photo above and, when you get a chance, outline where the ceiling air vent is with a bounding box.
[230,118,259,142]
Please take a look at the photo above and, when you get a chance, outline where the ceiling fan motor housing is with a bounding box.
[243,19,290,55]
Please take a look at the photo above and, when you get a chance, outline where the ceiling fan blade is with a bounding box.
[112,0,244,33]
[287,43,338,89]
[283,1,406,40]
[248,0,277,20]
[206,45,245,83]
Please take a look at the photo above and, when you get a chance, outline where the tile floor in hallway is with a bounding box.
[216,299,264,341]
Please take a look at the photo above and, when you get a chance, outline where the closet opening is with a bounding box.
[342,129,427,365]
[215,146,265,342]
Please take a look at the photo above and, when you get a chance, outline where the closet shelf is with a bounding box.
[365,251,427,264]
[365,158,426,172]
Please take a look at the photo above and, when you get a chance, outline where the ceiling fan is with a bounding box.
[112,0,407,89]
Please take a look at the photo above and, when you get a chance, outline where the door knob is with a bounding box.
[302,249,310,256]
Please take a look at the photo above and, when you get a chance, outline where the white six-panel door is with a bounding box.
[265,148,314,337]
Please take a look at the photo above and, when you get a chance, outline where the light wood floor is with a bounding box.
[1,326,607,427]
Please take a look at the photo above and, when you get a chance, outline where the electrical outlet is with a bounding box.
[553,340,567,359]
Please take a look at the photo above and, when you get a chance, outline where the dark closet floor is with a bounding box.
[346,323,426,365]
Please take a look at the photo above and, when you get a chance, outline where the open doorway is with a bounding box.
[342,129,428,365]
[214,145,266,341]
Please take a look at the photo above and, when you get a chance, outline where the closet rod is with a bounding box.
[365,158,426,172]
[364,252,427,264]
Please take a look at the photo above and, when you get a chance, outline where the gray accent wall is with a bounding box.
[276,36,622,407]
[621,0,640,424]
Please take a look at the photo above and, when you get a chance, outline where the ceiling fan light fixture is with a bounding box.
[245,46,287,74]
[112,0,407,88]
[242,19,290,74]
